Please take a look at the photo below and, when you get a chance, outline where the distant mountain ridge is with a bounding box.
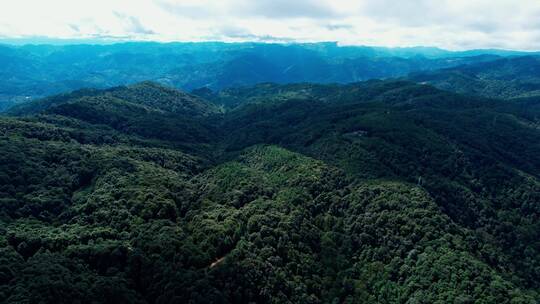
[0,42,531,112]
[408,55,540,99]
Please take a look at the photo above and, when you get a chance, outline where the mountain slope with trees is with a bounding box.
[1,80,538,303]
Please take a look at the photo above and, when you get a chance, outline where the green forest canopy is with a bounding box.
[0,80,538,303]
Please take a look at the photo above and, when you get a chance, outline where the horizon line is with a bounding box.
[0,37,539,53]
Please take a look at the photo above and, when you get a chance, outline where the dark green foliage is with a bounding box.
[7,81,220,117]
[0,80,538,303]
[6,82,221,155]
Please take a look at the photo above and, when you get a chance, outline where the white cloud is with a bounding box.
[0,0,539,50]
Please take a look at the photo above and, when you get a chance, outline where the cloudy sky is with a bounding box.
[1,0,539,50]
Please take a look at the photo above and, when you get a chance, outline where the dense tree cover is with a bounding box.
[7,81,220,117]
[217,81,540,290]
[0,80,539,303]
[7,82,221,157]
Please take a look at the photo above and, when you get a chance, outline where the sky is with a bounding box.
[1,0,540,50]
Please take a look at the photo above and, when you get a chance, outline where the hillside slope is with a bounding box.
[0,80,538,303]
[7,81,220,117]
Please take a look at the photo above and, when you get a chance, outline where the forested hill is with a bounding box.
[7,81,220,117]
[408,56,540,99]
[5,82,221,151]
[1,80,539,303]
